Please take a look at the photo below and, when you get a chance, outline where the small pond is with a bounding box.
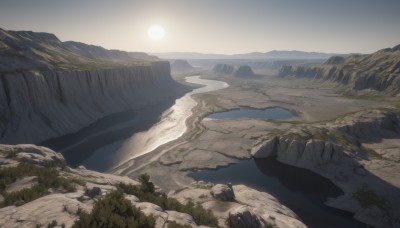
[207,107,295,120]
[189,158,365,228]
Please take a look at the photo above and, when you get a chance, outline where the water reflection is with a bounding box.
[207,107,295,120]
[114,76,228,163]
[42,76,228,171]
[189,158,365,228]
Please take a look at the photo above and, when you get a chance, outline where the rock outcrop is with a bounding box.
[252,109,400,165]
[170,59,194,72]
[210,183,235,201]
[278,44,400,94]
[170,183,306,228]
[0,144,65,166]
[213,64,235,75]
[227,205,264,228]
[251,109,400,227]
[233,65,255,77]
[252,136,343,166]
[213,64,256,77]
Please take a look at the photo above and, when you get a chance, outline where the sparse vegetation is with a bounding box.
[117,174,219,227]
[0,163,80,207]
[47,220,58,228]
[72,190,155,228]
[361,146,383,159]
[196,94,220,107]
[5,149,17,159]
[167,221,192,228]
[225,213,274,228]
[354,184,387,211]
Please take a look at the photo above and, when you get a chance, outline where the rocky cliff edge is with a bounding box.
[0,144,306,228]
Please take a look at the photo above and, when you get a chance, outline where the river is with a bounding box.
[42,76,228,171]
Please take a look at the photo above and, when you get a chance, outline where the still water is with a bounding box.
[189,158,366,228]
[207,107,295,120]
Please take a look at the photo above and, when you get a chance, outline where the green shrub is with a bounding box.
[167,221,192,228]
[47,220,57,228]
[117,174,219,227]
[0,163,78,207]
[5,149,17,159]
[354,184,386,210]
[138,173,155,193]
[72,190,155,228]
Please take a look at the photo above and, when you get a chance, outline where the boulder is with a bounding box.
[227,206,263,228]
[84,187,101,198]
[210,184,235,201]
[166,210,197,227]
[0,144,65,166]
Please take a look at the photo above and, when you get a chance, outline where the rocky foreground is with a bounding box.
[0,144,305,228]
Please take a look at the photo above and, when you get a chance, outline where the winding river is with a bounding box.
[42,76,228,171]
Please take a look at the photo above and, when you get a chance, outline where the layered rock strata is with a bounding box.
[0,62,189,144]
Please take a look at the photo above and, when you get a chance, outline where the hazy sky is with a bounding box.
[1,0,399,54]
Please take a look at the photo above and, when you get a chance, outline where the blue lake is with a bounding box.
[207,107,295,120]
[189,158,365,228]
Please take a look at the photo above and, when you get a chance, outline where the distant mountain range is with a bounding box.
[152,50,346,60]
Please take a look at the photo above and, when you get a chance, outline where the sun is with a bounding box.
[147,25,165,41]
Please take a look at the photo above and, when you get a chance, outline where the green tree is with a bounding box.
[139,173,155,193]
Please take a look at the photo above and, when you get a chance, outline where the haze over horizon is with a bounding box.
[1,0,399,55]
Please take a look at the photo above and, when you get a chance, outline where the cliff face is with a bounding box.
[213,63,234,75]
[0,61,188,144]
[233,65,255,77]
[278,45,400,94]
[251,109,400,227]
[0,29,190,144]
[213,64,256,77]
[252,109,400,167]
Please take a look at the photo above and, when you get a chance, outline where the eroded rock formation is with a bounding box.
[278,44,400,94]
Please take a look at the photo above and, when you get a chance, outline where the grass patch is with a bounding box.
[0,163,80,207]
[331,130,351,147]
[361,146,383,159]
[0,148,17,159]
[354,184,387,211]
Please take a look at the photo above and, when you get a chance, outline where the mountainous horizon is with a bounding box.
[151,50,355,60]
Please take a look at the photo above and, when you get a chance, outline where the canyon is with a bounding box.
[1,28,400,228]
